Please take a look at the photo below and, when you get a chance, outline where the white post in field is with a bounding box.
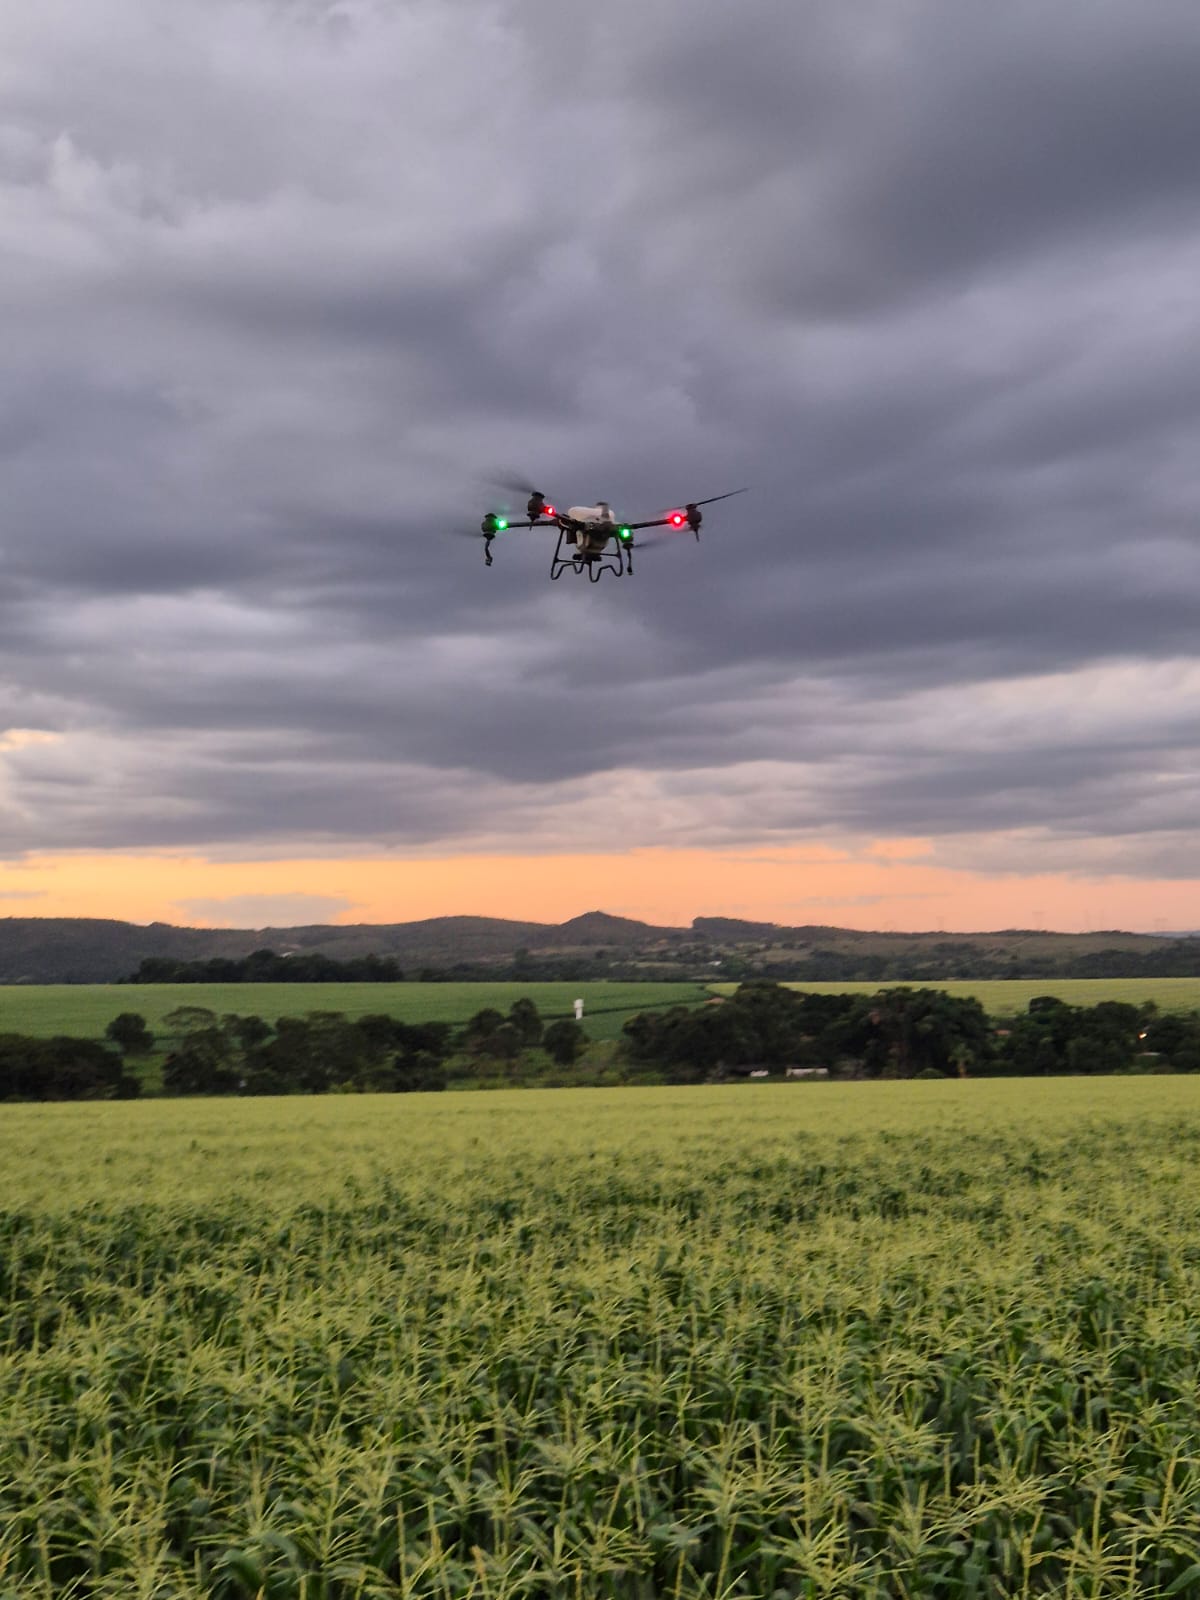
[574,998,584,1022]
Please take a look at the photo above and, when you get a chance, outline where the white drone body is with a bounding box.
[472,486,747,580]
[563,501,617,554]
[565,501,615,529]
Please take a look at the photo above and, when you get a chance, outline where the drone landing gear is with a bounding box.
[550,530,633,581]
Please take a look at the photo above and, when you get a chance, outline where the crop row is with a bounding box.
[2,1082,1200,1597]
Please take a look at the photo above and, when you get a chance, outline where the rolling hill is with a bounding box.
[0,913,1196,984]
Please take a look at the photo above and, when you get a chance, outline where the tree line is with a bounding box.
[276,939,1200,985]
[703,940,1200,984]
[3,983,1199,1101]
[120,938,1200,988]
[125,950,404,983]
[0,998,589,1101]
[0,1033,142,1102]
[622,983,1200,1079]
[154,999,588,1096]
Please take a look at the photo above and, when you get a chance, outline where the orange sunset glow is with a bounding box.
[1,847,1196,933]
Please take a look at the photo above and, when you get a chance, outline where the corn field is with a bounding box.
[2,1080,1199,1599]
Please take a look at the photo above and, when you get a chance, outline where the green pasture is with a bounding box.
[5,978,1196,1054]
[0,979,709,1045]
[712,975,1200,1015]
[4,1080,1200,1597]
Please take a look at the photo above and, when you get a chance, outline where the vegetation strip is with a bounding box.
[3,981,1200,1101]
[712,977,1200,1015]
[0,980,712,1044]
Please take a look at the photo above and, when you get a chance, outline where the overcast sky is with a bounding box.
[1,0,1198,926]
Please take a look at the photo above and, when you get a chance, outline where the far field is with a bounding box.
[2,977,1198,1056]
[0,979,712,1044]
[713,976,1200,1015]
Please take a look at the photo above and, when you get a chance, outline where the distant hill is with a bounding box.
[0,914,1197,984]
[692,916,797,941]
[551,911,677,946]
[0,915,560,982]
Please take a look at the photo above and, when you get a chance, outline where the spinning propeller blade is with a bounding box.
[491,472,541,497]
[484,472,560,521]
[687,487,749,509]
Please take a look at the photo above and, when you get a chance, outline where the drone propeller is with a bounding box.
[486,472,562,519]
[484,473,561,523]
[491,472,541,497]
[687,487,750,510]
[660,485,749,536]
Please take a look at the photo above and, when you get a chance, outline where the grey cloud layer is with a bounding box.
[1,0,1198,876]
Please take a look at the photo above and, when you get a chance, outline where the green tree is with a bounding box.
[1066,1002,1141,1075]
[162,1027,238,1095]
[392,1051,447,1091]
[280,1013,366,1092]
[163,1005,219,1036]
[105,1012,154,1055]
[1141,1012,1200,1071]
[483,1022,523,1062]
[460,1008,506,1055]
[0,1035,138,1100]
[224,1014,272,1051]
[544,1019,586,1066]
[507,998,543,1046]
[844,989,993,1079]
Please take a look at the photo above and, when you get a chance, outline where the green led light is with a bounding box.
[619,526,631,540]
[496,518,508,531]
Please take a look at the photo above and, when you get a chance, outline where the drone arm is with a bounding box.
[626,489,748,530]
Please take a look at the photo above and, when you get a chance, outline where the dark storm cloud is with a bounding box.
[621,0,1200,315]
[1,0,1199,879]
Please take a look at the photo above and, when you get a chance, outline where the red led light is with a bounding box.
[544,504,555,516]
[670,512,685,526]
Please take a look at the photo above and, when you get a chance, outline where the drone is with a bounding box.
[464,481,748,580]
